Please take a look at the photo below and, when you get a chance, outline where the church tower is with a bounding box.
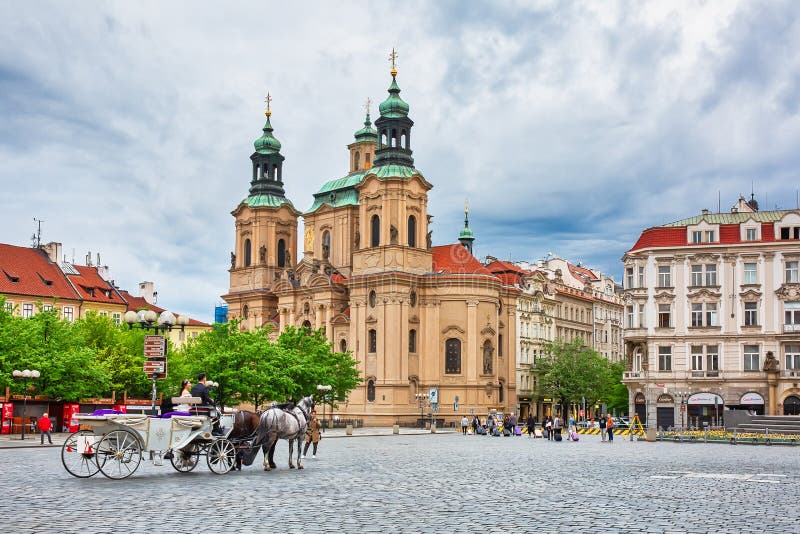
[223,97,300,329]
[348,103,377,172]
[458,200,475,253]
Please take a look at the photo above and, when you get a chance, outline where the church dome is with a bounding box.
[254,116,282,154]
[378,76,409,119]
[354,112,377,142]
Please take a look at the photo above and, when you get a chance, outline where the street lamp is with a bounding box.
[12,369,40,440]
[674,389,691,430]
[317,384,332,433]
[124,309,189,333]
[415,393,429,428]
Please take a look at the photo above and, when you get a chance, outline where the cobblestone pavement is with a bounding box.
[1,432,798,533]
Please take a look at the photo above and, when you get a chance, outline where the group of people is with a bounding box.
[460,412,617,442]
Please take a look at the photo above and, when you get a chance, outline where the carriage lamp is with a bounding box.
[12,369,40,441]
[317,384,332,432]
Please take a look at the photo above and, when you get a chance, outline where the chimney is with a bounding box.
[701,209,710,216]
[139,281,156,305]
[40,242,62,264]
[97,265,110,281]
[537,259,543,268]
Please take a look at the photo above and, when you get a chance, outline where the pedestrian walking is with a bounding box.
[599,413,607,442]
[509,413,518,436]
[472,415,480,435]
[526,414,535,438]
[553,415,562,441]
[302,410,322,458]
[544,416,553,440]
[461,415,469,435]
[38,413,52,445]
[606,415,614,443]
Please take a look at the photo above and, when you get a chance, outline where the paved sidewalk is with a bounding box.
[0,426,456,449]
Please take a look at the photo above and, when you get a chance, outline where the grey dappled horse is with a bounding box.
[256,396,314,471]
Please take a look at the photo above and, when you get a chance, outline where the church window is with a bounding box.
[409,290,417,307]
[277,239,286,267]
[498,334,503,357]
[407,215,417,247]
[409,329,417,353]
[367,380,375,402]
[277,165,282,181]
[391,128,397,147]
[302,320,312,333]
[498,383,504,403]
[365,153,371,167]
[380,130,388,149]
[371,215,380,247]
[445,338,461,374]
[322,230,331,260]
[242,305,249,319]
[369,290,376,308]
[339,339,347,353]
[355,151,360,170]
[244,239,252,267]
[368,329,377,353]
[401,129,407,149]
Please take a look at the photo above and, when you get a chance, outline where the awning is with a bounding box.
[687,393,724,405]
[740,392,764,405]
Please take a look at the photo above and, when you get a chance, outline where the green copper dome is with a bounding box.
[378,76,409,119]
[459,226,475,240]
[254,115,282,154]
[354,112,377,142]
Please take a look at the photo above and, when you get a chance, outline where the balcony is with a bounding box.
[781,370,800,379]
[686,371,721,380]
[623,371,642,380]
[784,324,800,333]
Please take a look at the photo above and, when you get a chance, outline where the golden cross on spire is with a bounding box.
[264,92,272,117]
[389,48,398,76]
[465,198,470,216]
[365,97,371,116]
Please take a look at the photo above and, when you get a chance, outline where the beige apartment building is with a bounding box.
[622,197,800,428]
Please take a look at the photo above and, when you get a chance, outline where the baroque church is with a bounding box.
[222,62,518,425]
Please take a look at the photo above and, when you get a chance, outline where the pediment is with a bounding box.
[739,288,762,300]
[481,325,497,337]
[441,324,465,337]
[687,287,721,300]
[408,314,420,324]
[654,290,675,302]
[688,253,719,263]
[776,283,800,301]
[366,314,378,324]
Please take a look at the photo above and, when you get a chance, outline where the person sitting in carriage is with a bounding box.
[190,372,223,435]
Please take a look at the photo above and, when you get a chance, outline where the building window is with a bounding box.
[626,305,634,328]
[691,346,703,371]
[692,231,702,244]
[638,266,645,288]
[691,303,703,327]
[179,330,186,342]
[242,305,249,319]
[743,345,760,371]
[22,303,33,318]
[277,239,286,268]
[370,215,380,248]
[746,227,757,241]
[409,290,417,307]
[706,265,717,286]
[407,215,416,248]
[780,226,800,240]
[786,345,800,370]
[339,339,347,353]
[63,306,74,322]
[705,230,715,242]
[657,304,671,328]
[244,239,252,267]
[657,266,671,287]
[625,267,633,289]
[706,345,719,371]
[785,302,800,331]
[786,261,799,283]
[354,151,360,170]
[368,329,377,353]
[322,231,331,260]
[637,304,644,328]
[369,290,376,308]
[706,303,718,326]
[744,301,758,326]
[744,262,757,284]
[658,346,672,371]
[445,338,461,374]
[367,380,375,402]
[112,313,121,325]
[409,329,417,353]
[691,265,703,286]
[498,334,503,357]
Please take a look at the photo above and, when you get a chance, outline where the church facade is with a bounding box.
[221,66,518,425]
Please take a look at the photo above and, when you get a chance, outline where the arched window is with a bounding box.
[277,165,282,182]
[302,320,312,333]
[244,239,252,267]
[355,151,361,170]
[445,338,461,374]
[277,239,286,268]
[365,153,371,167]
[407,215,416,247]
[369,290,377,308]
[242,305,249,319]
[367,380,375,402]
[339,339,347,353]
[322,230,331,260]
[368,329,377,353]
[498,382,504,403]
[401,129,407,149]
[371,215,380,247]
[380,130,388,149]
[409,329,417,353]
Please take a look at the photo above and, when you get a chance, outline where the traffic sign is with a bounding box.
[144,335,166,357]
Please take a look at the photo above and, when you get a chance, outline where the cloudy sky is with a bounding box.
[2,1,800,322]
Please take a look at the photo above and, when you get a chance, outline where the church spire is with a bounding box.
[373,49,414,168]
[458,199,475,253]
[249,93,287,198]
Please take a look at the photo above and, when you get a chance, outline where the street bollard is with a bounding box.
[392,424,399,434]
[430,423,436,434]
[346,424,353,436]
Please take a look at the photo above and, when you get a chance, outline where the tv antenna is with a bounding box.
[32,218,44,248]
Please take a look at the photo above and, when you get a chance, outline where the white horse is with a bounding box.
[257,396,314,471]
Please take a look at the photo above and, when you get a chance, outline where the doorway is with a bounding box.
[784,395,800,416]
[656,407,675,430]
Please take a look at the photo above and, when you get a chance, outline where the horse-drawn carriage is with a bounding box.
[60,397,237,479]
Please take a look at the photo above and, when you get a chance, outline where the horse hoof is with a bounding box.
[298,464,303,470]
[289,464,295,469]
[263,466,271,471]
[269,463,276,469]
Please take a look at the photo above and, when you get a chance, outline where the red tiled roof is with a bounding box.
[331,273,345,285]
[68,265,126,305]
[118,290,209,327]
[431,245,497,277]
[568,263,598,284]
[629,221,781,252]
[496,273,521,286]
[0,244,79,300]
[485,259,526,275]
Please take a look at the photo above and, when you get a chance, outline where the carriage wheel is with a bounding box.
[206,439,236,474]
[61,431,101,478]
[96,430,142,480]
[171,442,200,472]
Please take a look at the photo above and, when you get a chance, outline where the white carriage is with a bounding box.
[61,398,237,479]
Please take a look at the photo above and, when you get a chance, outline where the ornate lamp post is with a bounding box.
[12,369,40,440]
[674,389,691,430]
[415,392,429,428]
[124,309,189,333]
[317,384,332,432]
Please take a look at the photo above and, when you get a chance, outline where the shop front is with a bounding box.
[634,392,647,425]
[737,392,765,415]
[687,392,724,428]
[656,393,675,430]
[784,395,800,416]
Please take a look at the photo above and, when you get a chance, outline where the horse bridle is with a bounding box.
[295,399,311,421]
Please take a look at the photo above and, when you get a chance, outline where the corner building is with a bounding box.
[222,68,517,424]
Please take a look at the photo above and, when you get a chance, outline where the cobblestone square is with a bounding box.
[1,432,798,533]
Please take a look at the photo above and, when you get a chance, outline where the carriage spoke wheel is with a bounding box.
[96,430,142,480]
[206,439,236,474]
[61,430,101,478]
[171,442,200,472]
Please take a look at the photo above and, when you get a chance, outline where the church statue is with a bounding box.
[764,351,779,372]
[354,230,360,248]
[304,226,315,252]
[426,230,432,251]
[259,244,266,263]
[230,251,236,269]
[322,242,330,259]
[483,342,493,374]
[390,225,398,244]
